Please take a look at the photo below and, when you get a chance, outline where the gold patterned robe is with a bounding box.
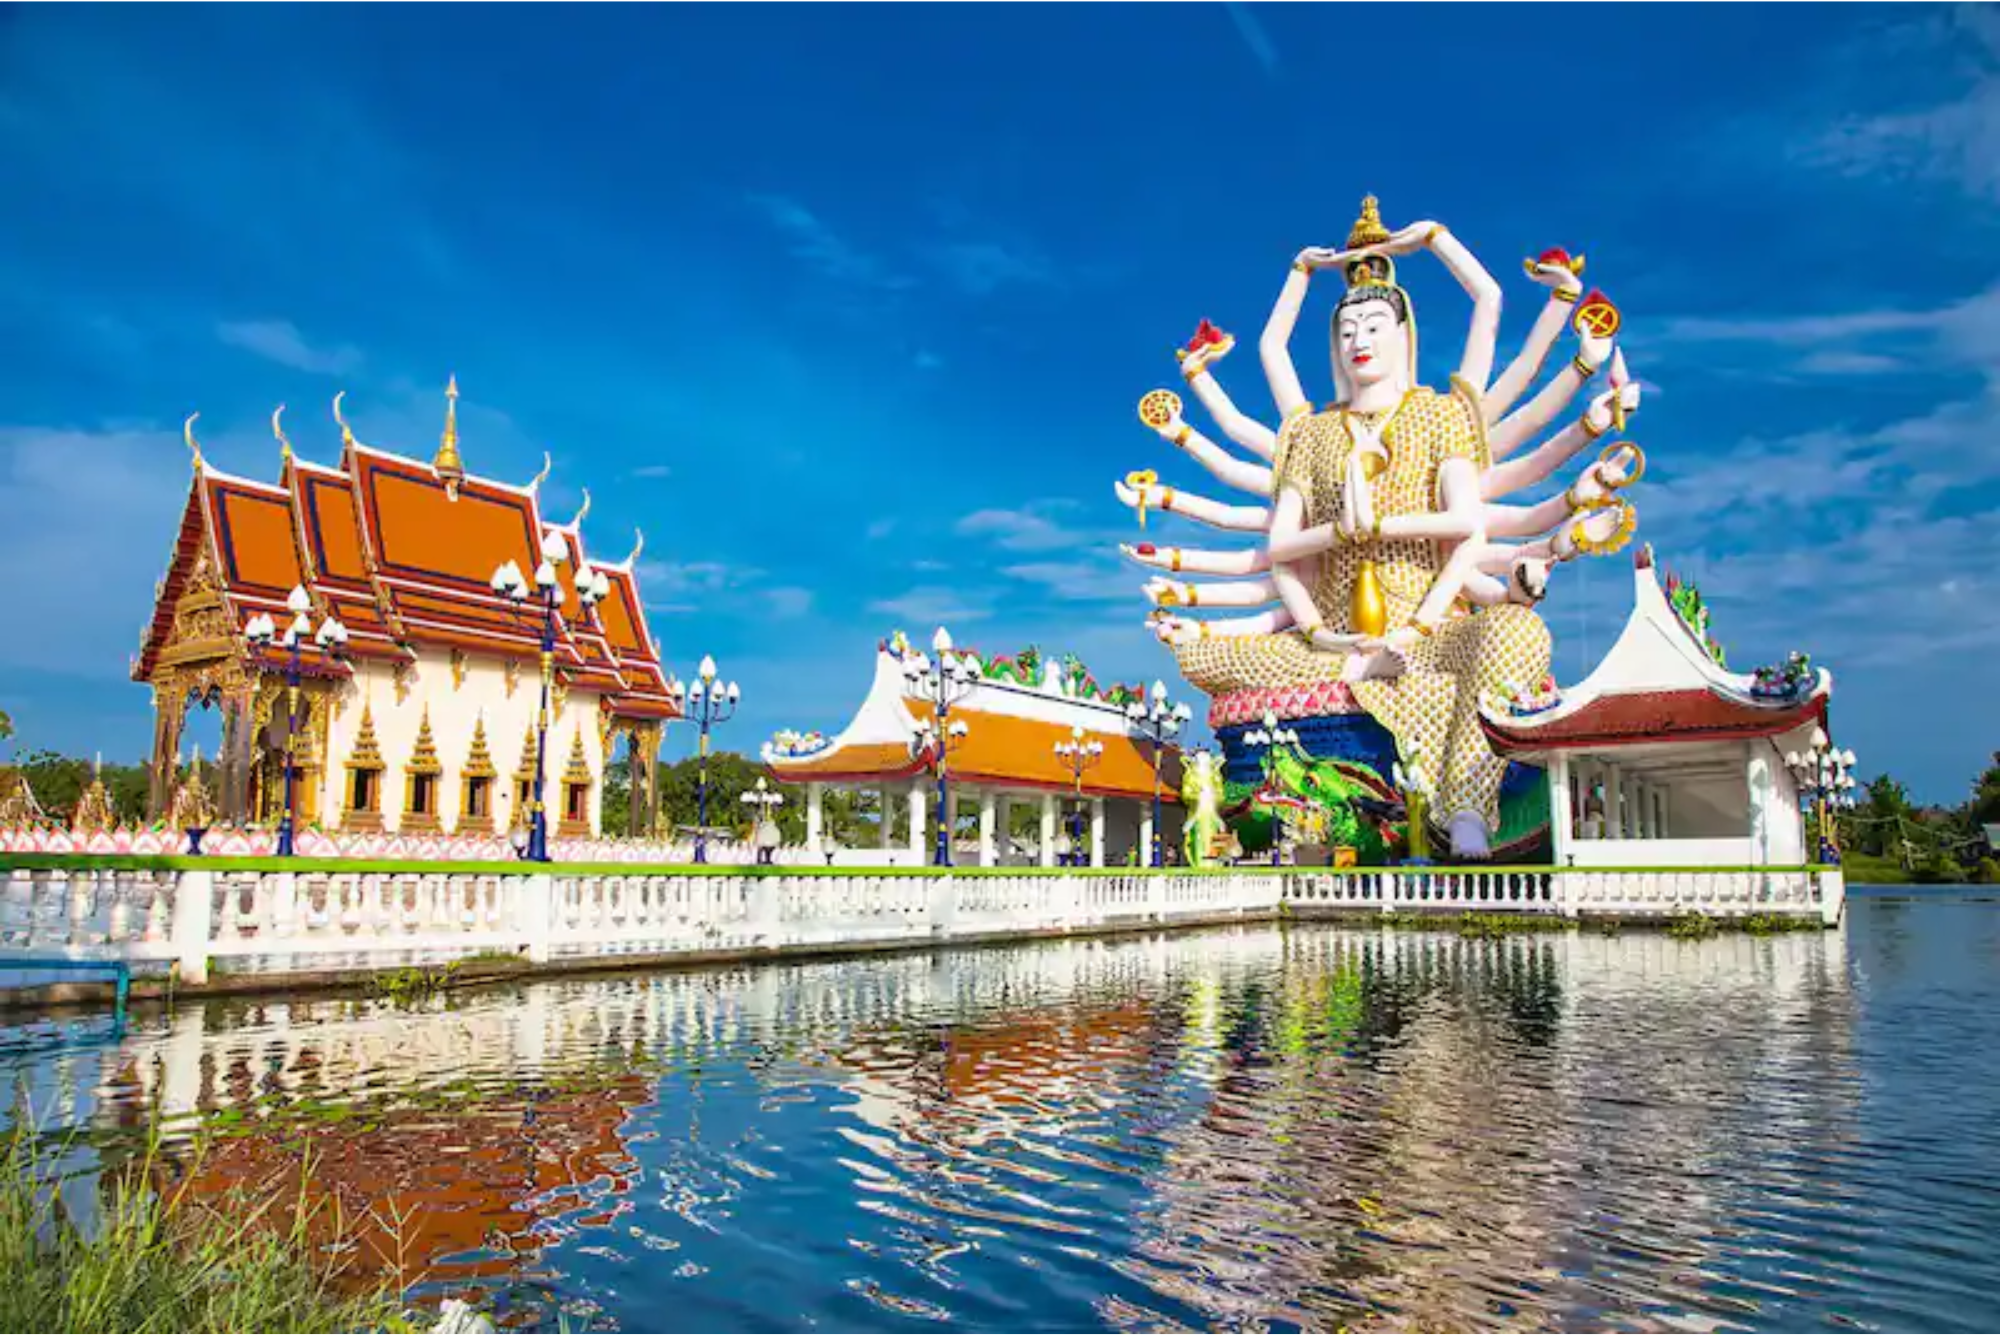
[1172,380,1551,831]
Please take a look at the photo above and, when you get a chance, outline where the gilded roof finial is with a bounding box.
[434,375,465,485]
[272,404,293,462]
[1346,194,1391,250]
[571,487,591,530]
[624,527,645,567]
[183,412,205,469]
[332,391,358,450]
[527,450,552,493]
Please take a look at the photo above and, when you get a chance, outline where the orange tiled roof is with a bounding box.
[134,418,679,719]
[776,702,1181,803]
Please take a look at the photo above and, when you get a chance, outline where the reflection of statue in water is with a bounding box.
[1114,197,1646,858]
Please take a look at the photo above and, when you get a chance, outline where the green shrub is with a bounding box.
[0,1121,413,1333]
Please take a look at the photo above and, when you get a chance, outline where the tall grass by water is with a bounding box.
[0,1118,413,1334]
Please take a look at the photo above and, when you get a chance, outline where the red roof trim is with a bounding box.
[1482,688,1827,753]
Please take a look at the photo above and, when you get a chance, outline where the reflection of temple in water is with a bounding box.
[3,923,1863,1331]
[1115,928,1860,1333]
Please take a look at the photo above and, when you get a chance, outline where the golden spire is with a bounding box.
[183,413,205,470]
[272,403,294,463]
[1346,195,1391,250]
[434,375,465,485]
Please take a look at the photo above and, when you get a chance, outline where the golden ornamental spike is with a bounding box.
[272,403,293,460]
[434,375,465,481]
[183,412,204,469]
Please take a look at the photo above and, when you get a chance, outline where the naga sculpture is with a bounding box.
[1179,749,1226,867]
[1115,197,1646,859]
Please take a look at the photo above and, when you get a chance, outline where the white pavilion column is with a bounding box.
[1655,787,1669,839]
[978,790,998,867]
[994,794,1011,866]
[1548,754,1575,865]
[1089,797,1105,868]
[1039,793,1057,868]
[1139,806,1156,869]
[806,782,825,855]
[1605,764,1625,840]
[879,785,894,850]
[907,781,927,861]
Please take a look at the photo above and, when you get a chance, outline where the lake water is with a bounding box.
[6,887,1998,1333]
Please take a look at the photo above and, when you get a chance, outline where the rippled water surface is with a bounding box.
[8,888,2000,1332]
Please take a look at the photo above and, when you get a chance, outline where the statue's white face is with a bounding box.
[1335,297,1407,391]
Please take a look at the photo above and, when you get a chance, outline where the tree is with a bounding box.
[0,708,13,744]
[1967,751,2000,830]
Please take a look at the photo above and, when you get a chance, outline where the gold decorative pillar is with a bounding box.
[147,685,187,819]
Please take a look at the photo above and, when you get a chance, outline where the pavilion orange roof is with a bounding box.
[132,393,679,721]
[775,701,1181,803]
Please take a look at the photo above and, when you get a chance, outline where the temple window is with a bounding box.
[340,703,386,833]
[556,730,593,837]
[401,707,444,834]
[460,715,498,834]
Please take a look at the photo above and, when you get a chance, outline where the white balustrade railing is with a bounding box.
[0,862,1842,987]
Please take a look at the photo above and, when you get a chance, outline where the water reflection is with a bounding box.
[5,909,1991,1333]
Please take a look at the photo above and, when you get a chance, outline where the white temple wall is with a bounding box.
[325,649,607,836]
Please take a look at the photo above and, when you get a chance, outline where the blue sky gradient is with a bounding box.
[1,5,1994,801]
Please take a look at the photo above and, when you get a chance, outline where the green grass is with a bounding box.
[0,1121,415,1333]
[1839,851,1912,885]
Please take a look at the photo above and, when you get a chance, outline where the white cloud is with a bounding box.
[866,586,991,627]
[1225,2,1280,79]
[999,561,1133,603]
[631,463,672,479]
[745,193,912,291]
[954,505,1082,552]
[764,587,814,619]
[1796,7,2000,200]
[865,518,897,541]
[216,319,362,376]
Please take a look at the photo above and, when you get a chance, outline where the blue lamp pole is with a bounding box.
[1785,727,1856,865]
[1244,709,1300,867]
[683,655,739,863]
[243,586,348,858]
[492,531,610,862]
[1053,726,1104,868]
[903,626,977,867]
[1126,680,1192,868]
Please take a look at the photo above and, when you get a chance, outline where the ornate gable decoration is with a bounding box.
[407,707,443,775]
[562,730,592,786]
[463,716,497,779]
[347,703,385,771]
[515,721,540,782]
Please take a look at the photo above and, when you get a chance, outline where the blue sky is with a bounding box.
[0,4,1995,803]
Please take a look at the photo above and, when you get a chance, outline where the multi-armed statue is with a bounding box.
[1117,197,1645,859]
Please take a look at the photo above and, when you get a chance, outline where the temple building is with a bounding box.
[763,634,1184,866]
[1479,547,1831,868]
[131,383,681,838]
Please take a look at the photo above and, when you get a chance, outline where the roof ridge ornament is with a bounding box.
[332,391,360,450]
[527,451,551,493]
[183,412,204,470]
[571,487,591,530]
[625,527,644,568]
[272,404,293,462]
[434,375,465,497]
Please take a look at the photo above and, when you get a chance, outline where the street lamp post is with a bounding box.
[678,656,740,864]
[1244,709,1301,867]
[903,627,977,867]
[491,531,610,862]
[1126,680,1192,868]
[1053,725,1105,868]
[1785,726,1857,865]
[741,775,784,865]
[243,586,348,858]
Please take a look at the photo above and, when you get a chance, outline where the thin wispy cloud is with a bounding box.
[954,505,1083,552]
[1226,2,1279,79]
[745,193,913,291]
[867,586,992,627]
[216,320,362,376]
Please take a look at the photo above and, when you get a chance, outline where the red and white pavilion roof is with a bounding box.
[1480,546,1830,756]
